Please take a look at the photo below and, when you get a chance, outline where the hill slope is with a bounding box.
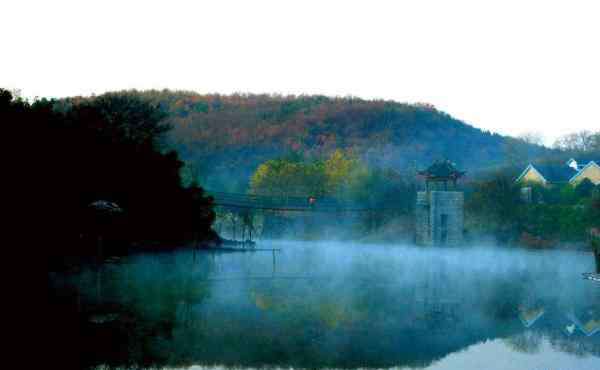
[68,90,555,190]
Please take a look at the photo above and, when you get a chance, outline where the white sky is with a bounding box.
[2,0,599,144]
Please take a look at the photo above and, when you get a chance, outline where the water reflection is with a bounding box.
[48,242,600,369]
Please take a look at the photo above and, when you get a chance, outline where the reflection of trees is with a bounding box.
[51,246,600,369]
[149,255,600,368]
[503,331,542,354]
[58,251,217,368]
[549,335,600,358]
[593,239,600,273]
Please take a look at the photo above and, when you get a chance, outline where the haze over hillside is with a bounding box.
[65,90,555,190]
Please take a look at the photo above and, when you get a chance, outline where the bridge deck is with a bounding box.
[207,190,401,212]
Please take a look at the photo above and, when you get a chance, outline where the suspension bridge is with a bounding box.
[206,190,403,213]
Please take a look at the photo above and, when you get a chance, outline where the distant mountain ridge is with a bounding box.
[63,90,555,190]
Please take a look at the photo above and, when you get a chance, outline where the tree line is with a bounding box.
[466,174,600,247]
[518,130,600,153]
[2,89,218,268]
[553,130,600,153]
[213,150,417,240]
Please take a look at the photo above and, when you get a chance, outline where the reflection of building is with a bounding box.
[564,323,576,336]
[416,160,465,246]
[566,312,600,337]
[518,307,545,328]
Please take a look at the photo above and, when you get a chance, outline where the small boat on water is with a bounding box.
[582,273,600,282]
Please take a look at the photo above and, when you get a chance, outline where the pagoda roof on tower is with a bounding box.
[418,160,466,180]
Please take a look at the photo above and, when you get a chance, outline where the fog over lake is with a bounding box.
[50,241,600,369]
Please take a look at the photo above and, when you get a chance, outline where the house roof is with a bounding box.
[516,156,600,184]
[568,157,600,165]
[569,160,600,183]
[516,163,577,183]
[532,164,578,183]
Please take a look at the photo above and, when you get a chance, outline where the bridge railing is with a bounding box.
[205,190,393,212]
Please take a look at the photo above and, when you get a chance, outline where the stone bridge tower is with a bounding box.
[416,160,465,246]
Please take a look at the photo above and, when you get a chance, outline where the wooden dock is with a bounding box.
[582,273,600,282]
[200,246,281,253]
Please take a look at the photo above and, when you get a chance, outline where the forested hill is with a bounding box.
[63,90,554,190]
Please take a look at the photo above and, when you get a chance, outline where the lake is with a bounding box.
[48,241,600,369]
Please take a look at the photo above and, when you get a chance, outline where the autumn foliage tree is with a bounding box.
[250,150,368,198]
[250,158,327,197]
[249,150,416,236]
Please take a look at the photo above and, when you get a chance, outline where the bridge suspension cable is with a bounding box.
[205,190,406,213]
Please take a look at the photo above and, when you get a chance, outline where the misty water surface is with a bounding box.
[49,241,600,369]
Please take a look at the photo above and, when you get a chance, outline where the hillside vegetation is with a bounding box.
[72,90,553,190]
